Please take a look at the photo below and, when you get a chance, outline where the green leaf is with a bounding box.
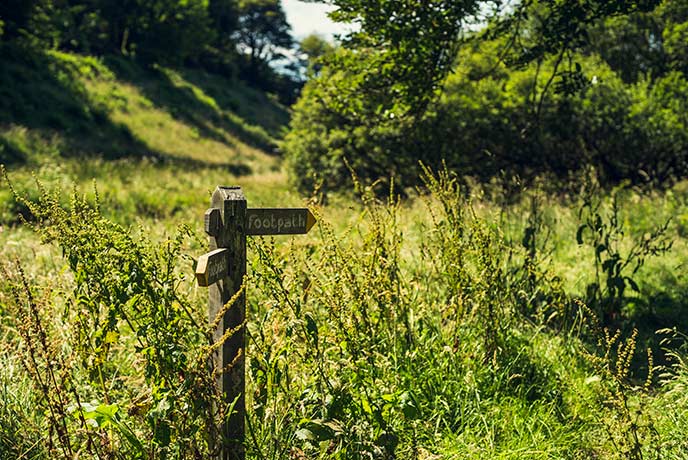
[625,277,640,293]
[295,428,316,441]
[297,419,335,442]
[602,259,617,273]
[80,402,119,428]
[576,225,585,244]
[361,396,372,415]
[399,391,420,420]
[305,313,318,343]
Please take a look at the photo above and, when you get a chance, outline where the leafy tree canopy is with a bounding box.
[234,0,293,74]
[298,33,335,76]
[284,0,688,194]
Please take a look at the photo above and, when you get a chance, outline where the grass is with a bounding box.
[1,47,688,459]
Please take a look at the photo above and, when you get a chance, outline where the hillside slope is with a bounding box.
[0,44,304,228]
[0,44,288,173]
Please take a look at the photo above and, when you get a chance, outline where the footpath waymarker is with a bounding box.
[195,248,229,287]
[196,186,316,460]
[246,208,316,235]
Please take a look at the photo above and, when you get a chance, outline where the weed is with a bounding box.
[576,181,673,324]
[582,316,661,460]
[1,175,237,459]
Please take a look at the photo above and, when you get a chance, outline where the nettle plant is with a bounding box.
[1,171,226,459]
[576,183,672,324]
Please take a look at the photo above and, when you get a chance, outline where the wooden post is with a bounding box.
[197,187,316,459]
[206,186,246,460]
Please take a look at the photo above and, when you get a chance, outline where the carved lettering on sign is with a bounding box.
[195,248,229,287]
[245,208,316,235]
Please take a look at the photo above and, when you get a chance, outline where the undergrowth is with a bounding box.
[0,168,687,459]
[1,175,230,459]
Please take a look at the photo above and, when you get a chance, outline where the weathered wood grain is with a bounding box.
[208,186,246,460]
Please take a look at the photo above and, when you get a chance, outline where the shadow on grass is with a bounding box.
[104,56,287,154]
[0,44,154,162]
[149,155,252,177]
[589,268,688,374]
[177,67,290,138]
[0,136,27,165]
[0,45,256,175]
[630,269,688,366]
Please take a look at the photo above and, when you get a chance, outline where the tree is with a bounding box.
[298,33,334,76]
[284,0,492,194]
[95,0,143,54]
[0,0,40,40]
[209,0,240,49]
[328,0,484,120]
[234,0,293,79]
[662,1,688,75]
[133,0,215,65]
[283,0,676,194]
[581,1,688,84]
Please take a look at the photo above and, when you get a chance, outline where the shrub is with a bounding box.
[1,177,227,459]
[285,46,688,195]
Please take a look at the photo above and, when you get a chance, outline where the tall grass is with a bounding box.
[1,167,688,459]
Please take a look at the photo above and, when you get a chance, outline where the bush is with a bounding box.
[1,179,226,459]
[283,52,419,195]
[285,45,688,195]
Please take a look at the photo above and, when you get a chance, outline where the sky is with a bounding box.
[282,0,352,40]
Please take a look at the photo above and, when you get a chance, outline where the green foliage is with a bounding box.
[328,0,483,119]
[493,0,661,68]
[283,0,496,194]
[298,33,335,77]
[2,161,688,458]
[284,0,688,193]
[587,10,666,83]
[133,0,216,66]
[0,176,229,459]
[0,0,299,97]
[283,57,418,194]
[576,182,673,323]
[0,350,46,458]
[583,325,660,460]
[653,329,688,456]
[235,0,292,70]
[0,0,42,41]
[244,168,602,458]
[288,38,688,194]
[585,0,688,82]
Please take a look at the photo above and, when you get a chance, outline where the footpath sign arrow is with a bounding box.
[195,248,229,287]
[246,208,316,235]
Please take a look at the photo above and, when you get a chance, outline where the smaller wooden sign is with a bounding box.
[245,208,316,236]
[196,248,229,287]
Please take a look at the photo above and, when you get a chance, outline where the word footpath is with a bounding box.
[246,208,316,235]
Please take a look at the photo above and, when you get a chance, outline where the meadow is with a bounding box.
[1,50,688,459]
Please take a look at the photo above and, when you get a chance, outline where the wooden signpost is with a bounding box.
[195,186,316,460]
